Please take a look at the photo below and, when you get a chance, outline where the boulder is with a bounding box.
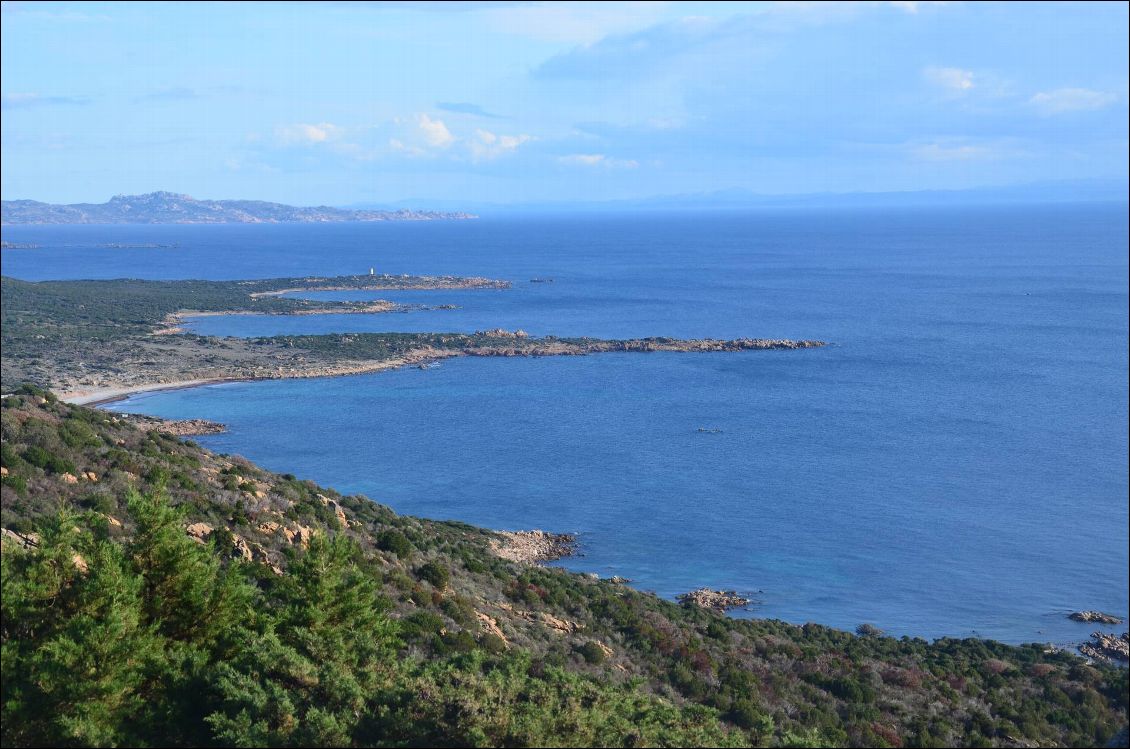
[317,494,348,527]
[185,522,214,543]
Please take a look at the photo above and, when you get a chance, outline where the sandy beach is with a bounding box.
[60,349,463,407]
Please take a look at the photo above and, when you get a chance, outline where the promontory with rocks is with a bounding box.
[0,273,824,403]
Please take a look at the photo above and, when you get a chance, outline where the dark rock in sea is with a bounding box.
[1070,611,1124,625]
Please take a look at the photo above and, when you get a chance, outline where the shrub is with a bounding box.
[377,529,413,558]
[479,633,508,654]
[577,641,607,665]
[21,446,75,475]
[401,611,445,641]
[2,474,29,495]
[79,493,117,515]
[728,698,773,733]
[1,442,21,468]
[417,561,450,591]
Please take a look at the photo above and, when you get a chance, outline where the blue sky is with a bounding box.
[1,1,1127,205]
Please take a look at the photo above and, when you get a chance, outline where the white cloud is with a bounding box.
[388,137,425,157]
[417,113,454,148]
[913,143,992,161]
[482,2,676,45]
[887,1,950,13]
[1029,88,1118,115]
[469,128,533,162]
[924,66,974,92]
[766,1,950,23]
[558,153,639,169]
[275,122,343,145]
[1,92,88,109]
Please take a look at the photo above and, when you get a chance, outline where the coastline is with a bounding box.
[60,349,464,406]
[58,337,824,407]
[152,301,403,334]
[64,378,253,407]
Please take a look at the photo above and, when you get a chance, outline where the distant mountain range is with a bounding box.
[0,192,476,224]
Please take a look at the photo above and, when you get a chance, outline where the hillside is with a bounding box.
[2,387,1127,747]
[0,192,475,224]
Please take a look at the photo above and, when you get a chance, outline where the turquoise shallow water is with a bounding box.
[3,204,1127,645]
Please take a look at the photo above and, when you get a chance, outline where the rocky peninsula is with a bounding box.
[1,274,825,402]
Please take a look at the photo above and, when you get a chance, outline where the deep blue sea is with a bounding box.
[3,205,1127,646]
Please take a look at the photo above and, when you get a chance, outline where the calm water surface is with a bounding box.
[3,205,1126,645]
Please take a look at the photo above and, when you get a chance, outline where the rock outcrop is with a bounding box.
[476,612,509,645]
[1079,632,1129,663]
[1070,611,1124,625]
[125,414,227,436]
[677,588,751,612]
[489,530,577,564]
[186,522,215,543]
[317,494,349,528]
[475,328,530,338]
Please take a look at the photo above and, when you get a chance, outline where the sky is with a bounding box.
[1,0,1127,206]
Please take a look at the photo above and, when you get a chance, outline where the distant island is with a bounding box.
[0,191,476,225]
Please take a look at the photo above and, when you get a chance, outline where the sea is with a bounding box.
[2,203,1127,646]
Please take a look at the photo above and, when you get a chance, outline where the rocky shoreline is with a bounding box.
[1079,632,1130,663]
[53,335,826,407]
[489,530,578,565]
[247,274,510,298]
[119,413,228,436]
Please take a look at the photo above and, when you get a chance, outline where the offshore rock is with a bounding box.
[1070,611,1124,625]
[678,588,751,612]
